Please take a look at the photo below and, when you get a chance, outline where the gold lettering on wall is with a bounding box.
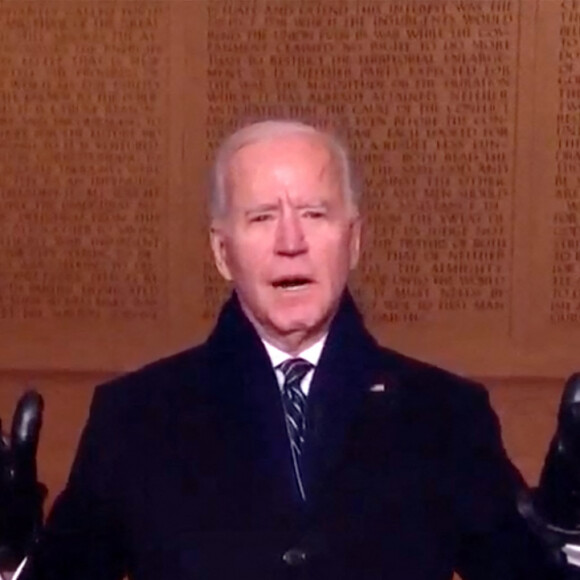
[0,2,169,321]
[0,0,576,374]
[203,0,517,331]
[551,0,580,325]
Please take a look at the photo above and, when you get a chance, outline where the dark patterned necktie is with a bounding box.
[278,358,313,501]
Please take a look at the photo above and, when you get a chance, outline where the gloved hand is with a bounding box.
[518,373,580,567]
[0,391,46,570]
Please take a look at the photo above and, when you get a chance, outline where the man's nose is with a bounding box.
[274,211,308,256]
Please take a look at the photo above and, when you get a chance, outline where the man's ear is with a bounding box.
[349,214,362,270]
[209,221,233,281]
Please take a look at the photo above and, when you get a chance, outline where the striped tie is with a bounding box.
[278,358,313,501]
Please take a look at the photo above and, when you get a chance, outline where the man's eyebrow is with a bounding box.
[295,201,329,209]
[243,203,280,214]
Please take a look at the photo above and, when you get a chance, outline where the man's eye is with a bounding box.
[249,214,273,223]
[303,210,326,219]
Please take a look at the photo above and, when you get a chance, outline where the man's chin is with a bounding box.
[266,310,330,346]
[269,302,319,329]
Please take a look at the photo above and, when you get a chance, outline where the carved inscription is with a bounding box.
[204,0,516,326]
[551,1,580,324]
[0,2,168,321]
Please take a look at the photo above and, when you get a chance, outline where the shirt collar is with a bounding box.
[262,334,327,369]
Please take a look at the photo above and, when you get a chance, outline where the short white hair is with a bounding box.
[208,120,360,219]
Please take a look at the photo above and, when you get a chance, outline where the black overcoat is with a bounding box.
[25,292,559,579]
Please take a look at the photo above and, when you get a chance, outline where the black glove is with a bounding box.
[0,391,46,570]
[518,373,580,567]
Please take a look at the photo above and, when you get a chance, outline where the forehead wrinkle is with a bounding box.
[226,136,342,210]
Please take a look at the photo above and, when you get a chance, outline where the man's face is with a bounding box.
[210,134,361,354]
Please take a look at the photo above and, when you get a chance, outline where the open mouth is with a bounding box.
[271,277,313,291]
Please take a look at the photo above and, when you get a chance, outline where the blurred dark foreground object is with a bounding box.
[519,373,580,567]
[0,391,46,570]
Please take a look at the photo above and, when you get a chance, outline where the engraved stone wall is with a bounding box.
[203,0,517,334]
[0,2,168,323]
[0,0,578,376]
[552,0,580,325]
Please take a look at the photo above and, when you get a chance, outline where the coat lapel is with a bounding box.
[187,291,400,511]
[203,294,301,507]
[302,292,383,502]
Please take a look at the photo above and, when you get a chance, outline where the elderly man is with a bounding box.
[4,120,580,579]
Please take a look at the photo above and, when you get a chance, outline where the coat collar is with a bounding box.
[205,293,299,505]
[302,291,382,499]
[203,291,385,506]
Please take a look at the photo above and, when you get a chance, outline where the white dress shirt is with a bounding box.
[262,335,326,396]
